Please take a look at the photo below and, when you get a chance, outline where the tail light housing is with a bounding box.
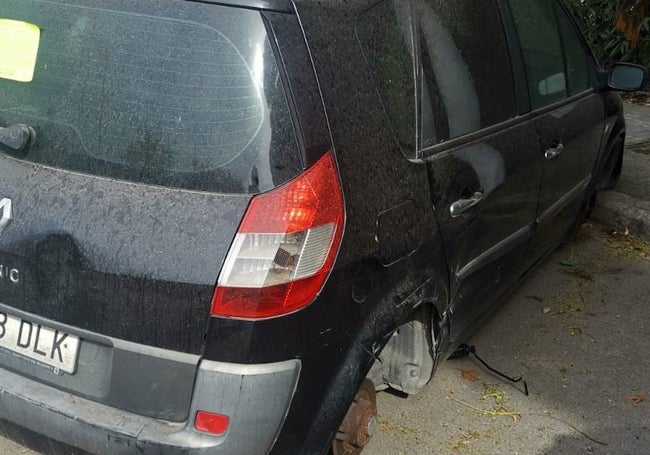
[211,151,345,319]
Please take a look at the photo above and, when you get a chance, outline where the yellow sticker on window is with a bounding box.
[0,19,40,82]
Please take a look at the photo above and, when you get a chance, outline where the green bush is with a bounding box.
[566,0,650,67]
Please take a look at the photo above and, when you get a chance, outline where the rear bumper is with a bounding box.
[0,359,301,454]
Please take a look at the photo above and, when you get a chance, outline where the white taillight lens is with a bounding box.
[218,224,335,288]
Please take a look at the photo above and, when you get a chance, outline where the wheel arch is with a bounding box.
[594,118,626,191]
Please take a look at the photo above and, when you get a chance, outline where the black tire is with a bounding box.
[584,189,597,219]
[598,136,624,191]
[565,185,597,243]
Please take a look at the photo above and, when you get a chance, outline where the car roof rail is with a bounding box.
[185,0,294,13]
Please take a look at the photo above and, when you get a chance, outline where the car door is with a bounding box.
[416,0,544,342]
[506,0,605,266]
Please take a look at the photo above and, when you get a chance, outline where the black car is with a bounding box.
[0,0,646,454]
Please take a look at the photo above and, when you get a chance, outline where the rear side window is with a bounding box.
[0,0,301,194]
[416,0,517,148]
[508,0,568,108]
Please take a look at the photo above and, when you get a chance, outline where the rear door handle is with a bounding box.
[545,142,565,160]
[450,191,483,218]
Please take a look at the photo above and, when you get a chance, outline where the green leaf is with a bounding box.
[559,258,577,268]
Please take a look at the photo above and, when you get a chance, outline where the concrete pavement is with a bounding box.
[592,101,650,239]
[621,101,650,147]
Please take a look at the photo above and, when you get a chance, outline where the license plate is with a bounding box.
[0,311,79,374]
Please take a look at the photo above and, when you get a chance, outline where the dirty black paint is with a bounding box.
[0,155,249,355]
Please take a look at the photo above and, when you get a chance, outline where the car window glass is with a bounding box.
[0,0,301,194]
[416,0,517,149]
[508,0,567,108]
[357,0,416,153]
[555,3,592,94]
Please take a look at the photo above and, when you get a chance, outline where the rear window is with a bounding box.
[0,0,301,194]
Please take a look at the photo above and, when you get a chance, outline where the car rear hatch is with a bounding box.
[0,0,302,421]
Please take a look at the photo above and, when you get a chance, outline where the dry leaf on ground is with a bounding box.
[627,394,646,404]
[461,369,480,381]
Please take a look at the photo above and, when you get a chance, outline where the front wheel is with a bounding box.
[598,136,624,191]
[584,189,598,219]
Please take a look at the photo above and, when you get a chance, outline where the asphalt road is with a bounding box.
[1,224,649,454]
[369,224,650,455]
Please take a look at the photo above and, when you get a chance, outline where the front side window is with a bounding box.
[417,0,517,149]
[555,3,595,95]
[508,0,568,108]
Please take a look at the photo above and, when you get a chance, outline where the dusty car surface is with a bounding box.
[0,0,646,454]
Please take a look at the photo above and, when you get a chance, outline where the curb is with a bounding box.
[591,190,650,241]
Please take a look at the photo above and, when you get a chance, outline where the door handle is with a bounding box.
[545,142,565,160]
[450,191,483,218]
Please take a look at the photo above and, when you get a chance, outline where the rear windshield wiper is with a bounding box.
[0,124,36,154]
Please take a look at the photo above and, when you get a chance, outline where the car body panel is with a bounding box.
[0,155,248,353]
[524,93,605,266]
[425,121,543,343]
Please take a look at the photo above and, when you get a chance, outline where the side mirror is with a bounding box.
[600,63,649,92]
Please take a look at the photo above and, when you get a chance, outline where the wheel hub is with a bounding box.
[332,379,378,455]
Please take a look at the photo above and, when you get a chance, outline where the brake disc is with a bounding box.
[332,379,378,455]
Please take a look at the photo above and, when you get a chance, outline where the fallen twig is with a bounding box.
[452,398,521,419]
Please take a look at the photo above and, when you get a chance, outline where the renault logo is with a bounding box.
[0,198,12,235]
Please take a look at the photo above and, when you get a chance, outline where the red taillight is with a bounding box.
[211,151,345,319]
[195,411,229,435]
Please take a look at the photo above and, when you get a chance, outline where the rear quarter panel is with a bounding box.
[262,1,450,452]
